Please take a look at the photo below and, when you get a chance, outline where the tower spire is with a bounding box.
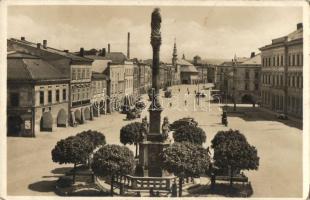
[172,37,178,66]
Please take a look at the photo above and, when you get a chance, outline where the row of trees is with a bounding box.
[51,118,259,197]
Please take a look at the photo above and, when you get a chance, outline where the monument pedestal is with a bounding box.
[139,141,170,177]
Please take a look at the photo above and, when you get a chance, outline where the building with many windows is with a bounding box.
[91,72,109,117]
[7,52,70,136]
[124,61,134,106]
[7,38,94,127]
[259,23,303,118]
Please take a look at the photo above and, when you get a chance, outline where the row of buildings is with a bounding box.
[213,23,303,119]
[7,34,203,137]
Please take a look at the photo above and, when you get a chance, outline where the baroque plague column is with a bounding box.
[139,8,170,177]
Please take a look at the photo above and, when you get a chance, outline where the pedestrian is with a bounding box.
[150,188,155,197]
[171,181,177,197]
[156,191,160,197]
[169,102,172,107]
[184,100,187,106]
[136,191,141,197]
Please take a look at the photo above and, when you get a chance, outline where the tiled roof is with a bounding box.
[180,65,199,73]
[7,52,69,81]
[240,54,261,65]
[177,59,193,66]
[103,52,127,64]
[8,38,93,62]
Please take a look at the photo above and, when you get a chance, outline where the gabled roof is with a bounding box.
[180,65,198,73]
[8,38,93,63]
[103,52,127,64]
[240,54,261,65]
[7,52,69,82]
[177,59,193,66]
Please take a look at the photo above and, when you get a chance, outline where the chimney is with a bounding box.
[251,52,255,58]
[297,23,303,30]
[21,37,25,41]
[37,43,41,49]
[80,47,84,57]
[43,40,47,49]
[63,50,69,53]
[108,43,110,53]
[127,32,130,59]
[102,48,106,57]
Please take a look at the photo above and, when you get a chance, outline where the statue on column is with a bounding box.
[151,8,161,42]
[141,116,149,141]
[161,117,170,141]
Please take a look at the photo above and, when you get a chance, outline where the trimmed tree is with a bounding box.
[120,122,143,157]
[169,118,198,131]
[211,129,259,188]
[92,144,135,196]
[173,125,206,145]
[76,130,106,166]
[51,136,91,182]
[161,142,210,197]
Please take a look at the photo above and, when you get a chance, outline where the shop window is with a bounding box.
[10,93,19,107]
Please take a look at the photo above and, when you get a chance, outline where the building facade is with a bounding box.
[179,59,199,84]
[227,53,261,104]
[7,38,94,127]
[91,72,108,117]
[124,61,134,106]
[7,52,70,136]
[259,23,303,118]
[105,64,125,112]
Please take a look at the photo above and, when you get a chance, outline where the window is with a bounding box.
[273,57,275,66]
[292,55,295,66]
[10,93,19,107]
[48,90,52,103]
[269,58,271,66]
[77,69,81,79]
[280,75,283,86]
[81,69,85,79]
[63,89,66,101]
[281,55,283,66]
[255,83,259,91]
[277,56,279,66]
[56,90,60,102]
[255,71,259,79]
[245,71,249,79]
[297,54,300,66]
[288,55,291,66]
[72,69,76,80]
[245,83,249,90]
[86,69,90,79]
[292,76,295,87]
[40,91,44,105]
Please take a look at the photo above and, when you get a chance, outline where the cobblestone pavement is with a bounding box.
[7,84,302,197]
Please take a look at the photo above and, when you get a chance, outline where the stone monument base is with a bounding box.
[139,140,171,177]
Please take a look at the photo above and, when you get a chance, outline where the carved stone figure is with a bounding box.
[141,116,149,140]
[161,117,170,140]
[151,8,161,40]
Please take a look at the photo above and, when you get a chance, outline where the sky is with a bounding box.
[7,5,302,61]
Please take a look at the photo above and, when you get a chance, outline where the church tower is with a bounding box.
[172,38,178,66]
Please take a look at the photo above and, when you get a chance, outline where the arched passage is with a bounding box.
[40,111,53,132]
[84,107,91,120]
[57,109,67,127]
[74,109,82,124]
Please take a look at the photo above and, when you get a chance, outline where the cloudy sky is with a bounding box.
[8,5,302,61]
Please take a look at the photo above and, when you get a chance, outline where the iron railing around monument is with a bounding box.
[113,174,177,191]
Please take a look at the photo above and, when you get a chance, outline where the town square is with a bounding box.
[4,3,306,199]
